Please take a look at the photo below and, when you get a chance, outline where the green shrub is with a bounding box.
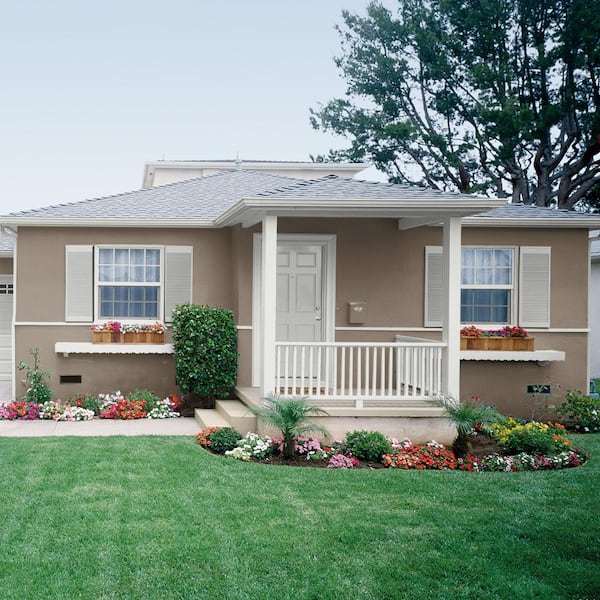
[208,427,242,453]
[172,305,238,402]
[17,347,52,404]
[342,430,392,462]
[502,425,556,455]
[557,390,600,433]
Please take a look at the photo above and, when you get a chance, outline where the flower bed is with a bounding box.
[0,390,182,421]
[195,424,590,472]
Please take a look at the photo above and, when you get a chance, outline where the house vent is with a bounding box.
[60,375,82,384]
[526,384,551,395]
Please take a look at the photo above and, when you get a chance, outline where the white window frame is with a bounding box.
[94,245,165,323]
[460,246,517,327]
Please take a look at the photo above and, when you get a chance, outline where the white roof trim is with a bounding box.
[464,216,600,229]
[0,217,215,228]
[217,196,506,227]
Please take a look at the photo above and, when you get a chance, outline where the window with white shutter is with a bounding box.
[519,247,551,328]
[424,245,551,327]
[65,244,192,323]
[65,245,93,322]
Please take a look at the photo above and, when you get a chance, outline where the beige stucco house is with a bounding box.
[1,159,599,440]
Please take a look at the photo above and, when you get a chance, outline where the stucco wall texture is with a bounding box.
[13,222,590,417]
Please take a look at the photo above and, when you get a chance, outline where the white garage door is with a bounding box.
[0,276,13,380]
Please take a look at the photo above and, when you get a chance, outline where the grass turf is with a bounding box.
[0,434,598,600]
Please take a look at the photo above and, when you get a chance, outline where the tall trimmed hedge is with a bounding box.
[171,305,238,401]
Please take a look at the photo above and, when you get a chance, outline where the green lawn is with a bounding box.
[0,434,598,600]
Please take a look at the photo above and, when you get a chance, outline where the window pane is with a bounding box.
[476,268,493,284]
[130,249,145,265]
[115,249,129,265]
[99,248,113,264]
[474,305,492,322]
[146,266,160,282]
[131,266,145,282]
[476,250,492,267]
[114,266,128,282]
[146,249,160,265]
[98,265,113,282]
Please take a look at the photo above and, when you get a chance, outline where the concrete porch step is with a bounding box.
[194,399,256,435]
[194,408,229,430]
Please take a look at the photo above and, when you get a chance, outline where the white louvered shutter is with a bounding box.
[519,247,551,328]
[164,246,193,322]
[65,245,93,322]
[424,246,443,327]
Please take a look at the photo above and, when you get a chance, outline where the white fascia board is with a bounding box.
[0,217,216,228]
[217,196,506,227]
[144,160,371,171]
[464,217,600,229]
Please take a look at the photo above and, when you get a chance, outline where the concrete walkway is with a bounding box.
[0,417,200,437]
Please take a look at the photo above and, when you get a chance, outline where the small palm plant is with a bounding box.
[247,394,330,459]
[433,394,503,457]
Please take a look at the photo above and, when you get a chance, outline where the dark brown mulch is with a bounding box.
[259,454,385,469]
[462,433,506,459]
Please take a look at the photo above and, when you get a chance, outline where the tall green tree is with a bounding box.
[311,0,600,208]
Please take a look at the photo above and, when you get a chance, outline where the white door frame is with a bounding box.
[252,233,336,388]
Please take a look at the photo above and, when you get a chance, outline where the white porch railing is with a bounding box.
[274,341,446,407]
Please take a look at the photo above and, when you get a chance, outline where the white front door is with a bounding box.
[276,244,323,343]
[0,276,13,381]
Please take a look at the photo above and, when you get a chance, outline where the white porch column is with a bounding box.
[441,217,462,401]
[260,215,278,398]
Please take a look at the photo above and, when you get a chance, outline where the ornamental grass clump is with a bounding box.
[246,394,330,459]
[433,394,504,457]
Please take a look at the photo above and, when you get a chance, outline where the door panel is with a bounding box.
[276,245,322,343]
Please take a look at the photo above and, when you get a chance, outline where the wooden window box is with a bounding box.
[92,331,164,344]
[460,337,534,351]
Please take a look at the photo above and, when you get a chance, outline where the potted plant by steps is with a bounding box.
[171,304,238,411]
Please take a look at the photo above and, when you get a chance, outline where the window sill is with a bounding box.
[460,349,565,364]
[55,342,174,357]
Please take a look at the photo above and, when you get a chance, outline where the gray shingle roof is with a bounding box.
[7,171,299,221]
[4,171,599,229]
[253,175,475,200]
[473,204,600,220]
[5,171,482,221]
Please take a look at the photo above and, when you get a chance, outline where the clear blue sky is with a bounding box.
[0,0,391,214]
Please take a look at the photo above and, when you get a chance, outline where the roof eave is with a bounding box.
[464,216,600,229]
[217,196,506,227]
[0,217,216,228]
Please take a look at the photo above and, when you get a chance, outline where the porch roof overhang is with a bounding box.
[216,196,507,228]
